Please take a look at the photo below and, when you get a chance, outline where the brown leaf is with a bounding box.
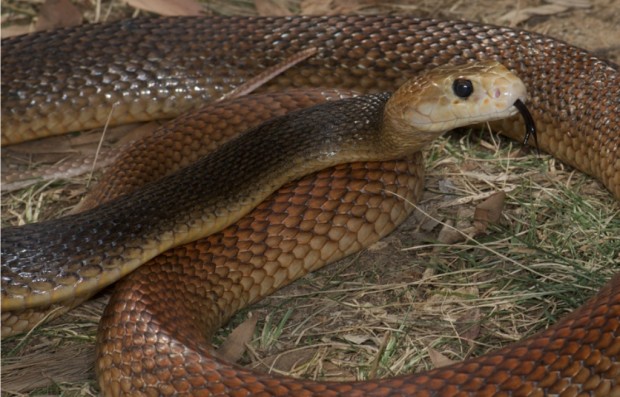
[550,0,591,7]
[124,0,204,16]
[473,191,506,233]
[216,316,258,362]
[300,0,365,15]
[436,220,465,245]
[1,24,33,38]
[1,343,95,393]
[35,0,83,32]
[499,4,570,25]
[250,349,315,373]
[456,308,481,347]
[341,334,373,345]
[116,122,161,146]
[4,134,73,155]
[220,48,317,101]
[427,347,458,368]
[300,0,335,15]
[254,0,292,16]
[368,240,389,252]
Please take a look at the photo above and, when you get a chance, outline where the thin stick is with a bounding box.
[219,47,318,101]
[87,105,116,188]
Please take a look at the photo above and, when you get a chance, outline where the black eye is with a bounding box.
[452,79,474,98]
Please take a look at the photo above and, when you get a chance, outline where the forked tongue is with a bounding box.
[514,99,538,152]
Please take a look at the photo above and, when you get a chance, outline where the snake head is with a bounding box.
[383,60,528,153]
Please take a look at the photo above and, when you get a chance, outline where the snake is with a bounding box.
[1,14,619,396]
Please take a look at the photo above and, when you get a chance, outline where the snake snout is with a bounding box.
[487,73,527,113]
[459,63,528,124]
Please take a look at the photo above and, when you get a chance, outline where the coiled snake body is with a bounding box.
[1,15,619,396]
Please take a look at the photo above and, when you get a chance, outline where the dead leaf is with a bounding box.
[320,360,357,380]
[250,349,315,373]
[473,191,506,233]
[300,0,334,15]
[220,47,317,101]
[1,343,95,393]
[456,308,481,346]
[124,0,204,16]
[507,147,525,159]
[1,24,33,38]
[422,267,436,280]
[414,208,441,232]
[368,240,389,251]
[436,220,465,245]
[254,0,292,16]
[216,316,258,362]
[368,331,391,379]
[341,334,372,345]
[427,347,458,368]
[3,134,74,155]
[500,4,569,25]
[549,0,591,8]
[437,178,456,194]
[300,0,365,15]
[422,286,480,317]
[35,0,82,31]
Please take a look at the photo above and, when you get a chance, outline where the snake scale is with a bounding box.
[1,14,619,396]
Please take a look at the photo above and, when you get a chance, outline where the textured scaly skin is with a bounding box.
[0,89,357,336]
[2,17,618,197]
[0,15,618,396]
[1,61,524,312]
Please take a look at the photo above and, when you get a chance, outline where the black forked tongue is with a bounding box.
[514,99,538,153]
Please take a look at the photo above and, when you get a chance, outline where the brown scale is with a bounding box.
[4,61,519,313]
[2,16,618,199]
[1,15,619,397]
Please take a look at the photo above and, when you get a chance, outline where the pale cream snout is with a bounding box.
[399,61,528,134]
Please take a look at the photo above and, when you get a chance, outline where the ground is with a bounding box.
[1,0,619,395]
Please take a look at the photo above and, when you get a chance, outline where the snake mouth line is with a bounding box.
[514,99,538,150]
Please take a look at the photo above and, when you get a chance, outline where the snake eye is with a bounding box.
[452,79,474,98]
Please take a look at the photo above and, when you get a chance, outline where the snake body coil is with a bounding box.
[1,15,619,397]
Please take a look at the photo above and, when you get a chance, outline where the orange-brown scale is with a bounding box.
[1,15,619,397]
[2,62,522,314]
[2,91,408,312]
[96,157,426,396]
[77,89,358,211]
[0,89,358,335]
[2,16,618,198]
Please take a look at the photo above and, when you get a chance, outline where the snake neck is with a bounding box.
[0,91,423,311]
[380,103,439,157]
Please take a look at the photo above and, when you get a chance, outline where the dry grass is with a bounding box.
[217,130,619,381]
[3,131,617,395]
[1,0,619,396]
